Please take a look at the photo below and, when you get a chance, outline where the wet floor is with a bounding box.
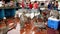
[7,18,59,34]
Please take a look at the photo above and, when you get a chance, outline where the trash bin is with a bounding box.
[0,9,5,19]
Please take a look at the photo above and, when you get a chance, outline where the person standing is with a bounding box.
[33,1,39,13]
[29,2,33,9]
[33,1,38,9]
[21,1,25,8]
[55,1,58,10]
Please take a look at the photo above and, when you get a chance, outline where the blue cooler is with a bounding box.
[5,8,16,17]
[0,9,5,19]
[48,17,60,30]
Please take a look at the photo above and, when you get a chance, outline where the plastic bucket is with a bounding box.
[0,9,5,19]
[5,9,16,17]
[10,9,16,17]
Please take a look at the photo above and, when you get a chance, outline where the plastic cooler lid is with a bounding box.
[48,16,60,21]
